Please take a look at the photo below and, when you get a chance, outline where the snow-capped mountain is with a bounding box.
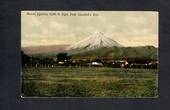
[67,31,122,50]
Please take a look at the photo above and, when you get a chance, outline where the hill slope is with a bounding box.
[22,44,70,55]
[70,46,158,60]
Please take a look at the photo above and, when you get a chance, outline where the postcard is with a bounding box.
[21,11,158,97]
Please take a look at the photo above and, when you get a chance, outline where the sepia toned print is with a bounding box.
[21,11,158,97]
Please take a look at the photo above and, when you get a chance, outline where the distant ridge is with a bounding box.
[22,44,70,54]
[70,46,158,60]
[22,45,158,60]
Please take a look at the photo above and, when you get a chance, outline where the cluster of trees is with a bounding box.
[22,51,71,67]
[22,51,54,67]
[21,51,158,69]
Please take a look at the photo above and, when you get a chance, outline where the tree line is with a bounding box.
[21,51,158,69]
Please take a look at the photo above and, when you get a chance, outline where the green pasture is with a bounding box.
[21,67,158,97]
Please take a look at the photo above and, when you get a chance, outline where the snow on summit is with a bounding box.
[68,31,122,50]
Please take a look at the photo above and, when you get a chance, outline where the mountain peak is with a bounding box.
[67,31,122,50]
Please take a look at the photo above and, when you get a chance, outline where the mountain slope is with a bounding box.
[71,46,158,60]
[68,31,122,50]
[23,45,158,60]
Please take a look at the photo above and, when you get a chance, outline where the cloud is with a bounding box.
[109,33,158,47]
[98,16,107,23]
[22,15,41,28]
[21,11,158,47]
[22,39,68,47]
[49,21,68,31]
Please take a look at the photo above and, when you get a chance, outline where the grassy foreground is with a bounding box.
[21,67,158,97]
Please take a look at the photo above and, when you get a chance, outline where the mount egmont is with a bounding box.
[21,31,157,60]
[67,31,122,51]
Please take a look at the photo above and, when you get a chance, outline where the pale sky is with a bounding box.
[21,11,158,47]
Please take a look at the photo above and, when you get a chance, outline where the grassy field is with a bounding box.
[21,67,158,97]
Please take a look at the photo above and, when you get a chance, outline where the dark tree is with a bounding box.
[56,53,71,62]
[21,50,31,67]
